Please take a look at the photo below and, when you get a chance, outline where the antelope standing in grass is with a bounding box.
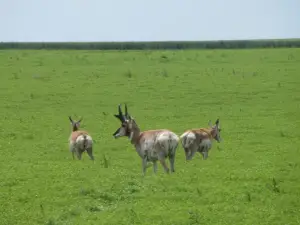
[112,104,179,175]
[68,116,94,160]
[180,119,222,161]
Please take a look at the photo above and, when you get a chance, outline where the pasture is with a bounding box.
[0,48,299,225]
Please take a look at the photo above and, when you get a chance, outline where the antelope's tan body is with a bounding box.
[113,104,180,175]
[68,117,94,161]
[180,120,221,161]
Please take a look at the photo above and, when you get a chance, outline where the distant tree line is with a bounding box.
[0,39,299,50]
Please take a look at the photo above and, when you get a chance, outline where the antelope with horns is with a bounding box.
[68,116,94,160]
[112,104,180,175]
[180,119,222,161]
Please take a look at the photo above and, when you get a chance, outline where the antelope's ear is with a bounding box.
[215,119,220,129]
[69,116,73,123]
[77,117,83,123]
[114,114,122,120]
[208,120,212,127]
[131,118,136,124]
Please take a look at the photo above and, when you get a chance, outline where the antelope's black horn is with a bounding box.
[118,104,123,116]
[116,104,125,122]
[125,104,128,117]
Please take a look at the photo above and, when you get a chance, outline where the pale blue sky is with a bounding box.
[1,0,299,42]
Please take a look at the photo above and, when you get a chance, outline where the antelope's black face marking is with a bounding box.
[73,123,80,131]
[113,104,132,139]
[208,118,222,143]
[214,119,222,143]
[69,116,82,131]
[113,121,131,138]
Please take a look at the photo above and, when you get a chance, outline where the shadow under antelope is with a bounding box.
[180,119,222,161]
[68,116,94,160]
[112,104,180,175]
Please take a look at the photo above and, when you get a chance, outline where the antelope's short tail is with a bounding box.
[180,132,188,146]
[83,134,87,150]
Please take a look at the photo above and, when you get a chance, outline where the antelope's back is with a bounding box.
[69,130,90,143]
[141,129,178,140]
[180,128,211,147]
[191,129,211,139]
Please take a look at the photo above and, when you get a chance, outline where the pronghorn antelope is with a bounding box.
[68,116,94,160]
[180,119,222,161]
[112,104,180,175]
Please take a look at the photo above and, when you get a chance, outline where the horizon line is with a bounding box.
[1,38,300,43]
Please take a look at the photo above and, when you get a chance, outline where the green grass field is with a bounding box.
[0,48,300,225]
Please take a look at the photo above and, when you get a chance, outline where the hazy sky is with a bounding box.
[1,0,299,42]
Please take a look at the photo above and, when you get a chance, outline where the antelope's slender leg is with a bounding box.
[159,159,170,173]
[70,143,75,160]
[169,155,175,173]
[200,151,204,159]
[142,156,148,175]
[169,143,177,173]
[86,147,94,160]
[76,149,82,160]
[153,161,158,174]
[203,151,208,160]
[158,151,170,173]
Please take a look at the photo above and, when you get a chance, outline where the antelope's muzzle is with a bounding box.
[113,128,121,138]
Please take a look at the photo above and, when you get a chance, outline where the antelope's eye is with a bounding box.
[122,123,126,127]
